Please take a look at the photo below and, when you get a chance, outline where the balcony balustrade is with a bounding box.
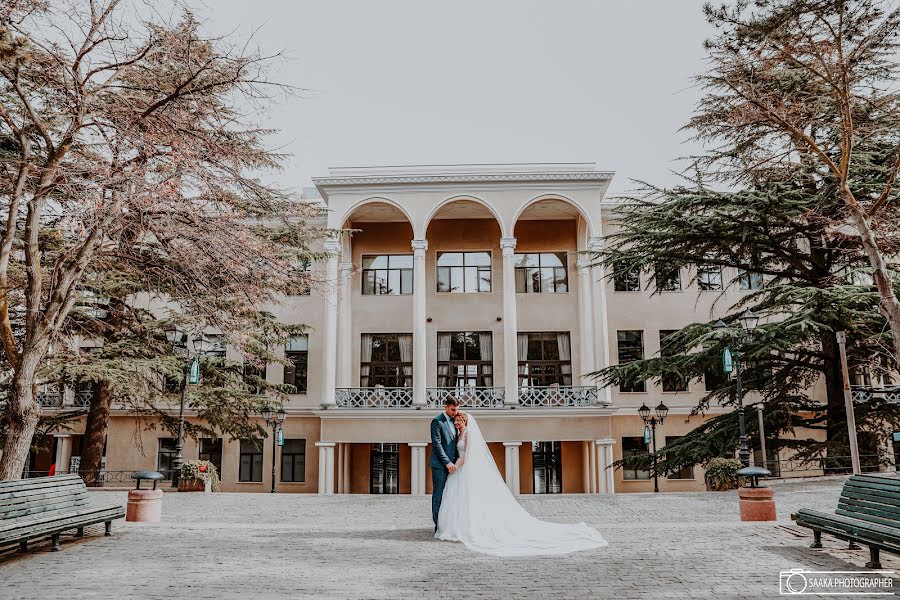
[37,391,63,408]
[851,386,900,403]
[332,385,609,409]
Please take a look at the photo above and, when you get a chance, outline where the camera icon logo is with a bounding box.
[780,568,809,595]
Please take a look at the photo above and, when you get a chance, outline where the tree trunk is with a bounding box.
[821,332,851,470]
[0,355,42,481]
[842,190,900,364]
[79,381,110,487]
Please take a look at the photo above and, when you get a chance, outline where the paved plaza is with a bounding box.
[1,478,898,599]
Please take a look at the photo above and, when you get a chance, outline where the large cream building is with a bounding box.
[30,163,823,494]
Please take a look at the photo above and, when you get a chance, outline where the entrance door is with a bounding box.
[532,441,562,494]
[370,443,399,494]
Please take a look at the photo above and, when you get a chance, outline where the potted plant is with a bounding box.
[178,460,221,492]
[704,457,742,491]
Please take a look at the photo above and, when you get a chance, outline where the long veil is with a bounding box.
[437,414,607,556]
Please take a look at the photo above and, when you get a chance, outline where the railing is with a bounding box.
[334,387,413,408]
[74,390,94,407]
[20,470,173,486]
[37,391,63,408]
[334,386,608,408]
[851,386,900,403]
[518,386,608,408]
[762,454,894,478]
[426,387,505,408]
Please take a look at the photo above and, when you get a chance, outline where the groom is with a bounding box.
[429,396,459,532]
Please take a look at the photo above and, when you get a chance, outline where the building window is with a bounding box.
[704,368,728,391]
[206,334,227,358]
[199,438,223,476]
[436,251,492,293]
[613,261,641,292]
[738,269,763,291]
[281,439,306,483]
[157,438,176,480]
[697,263,723,291]
[243,362,266,394]
[370,443,399,494]
[293,259,312,295]
[617,330,646,393]
[284,335,308,393]
[362,255,413,295]
[665,436,694,479]
[239,439,263,482]
[514,253,568,293]
[850,365,872,387]
[622,436,650,480]
[517,332,572,386]
[360,334,412,387]
[532,441,562,494]
[660,330,688,392]
[437,332,493,388]
[655,268,681,292]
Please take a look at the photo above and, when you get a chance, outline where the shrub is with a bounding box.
[704,457,742,491]
[180,460,221,492]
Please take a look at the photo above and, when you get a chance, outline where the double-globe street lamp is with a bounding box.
[262,406,286,493]
[164,325,211,488]
[713,309,761,469]
[638,401,669,493]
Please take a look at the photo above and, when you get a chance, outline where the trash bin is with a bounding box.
[126,471,165,523]
[737,466,776,521]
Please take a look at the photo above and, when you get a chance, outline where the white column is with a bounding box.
[54,434,72,474]
[409,442,428,495]
[500,237,519,406]
[587,438,597,493]
[322,239,342,408]
[577,259,596,386]
[336,444,345,493]
[582,440,591,494]
[595,439,615,493]
[503,441,521,494]
[338,262,354,388]
[588,237,611,404]
[342,443,351,492]
[316,442,336,494]
[412,239,428,408]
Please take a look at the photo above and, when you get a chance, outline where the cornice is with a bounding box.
[314,171,615,193]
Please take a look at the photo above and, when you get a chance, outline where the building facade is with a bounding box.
[31,163,855,494]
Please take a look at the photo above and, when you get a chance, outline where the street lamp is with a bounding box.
[263,406,286,493]
[638,401,668,493]
[165,325,209,488]
[713,309,760,468]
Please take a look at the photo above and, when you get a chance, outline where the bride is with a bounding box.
[435,411,607,556]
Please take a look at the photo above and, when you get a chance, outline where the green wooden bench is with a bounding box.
[792,473,900,569]
[0,474,125,553]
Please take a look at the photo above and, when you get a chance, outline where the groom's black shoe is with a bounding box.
[434,525,437,534]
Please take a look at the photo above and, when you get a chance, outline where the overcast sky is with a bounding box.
[192,0,714,196]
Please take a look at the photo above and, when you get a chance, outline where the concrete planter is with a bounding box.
[177,478,205,492]
[738,486,776,521]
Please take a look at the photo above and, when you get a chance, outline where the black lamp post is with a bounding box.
[262,406,286,493]
[638,401,669,493]
[164,325,210,488]
[713,309,760,469]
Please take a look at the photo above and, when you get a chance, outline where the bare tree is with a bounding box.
[697,0,900,361]
[0,0,325,480]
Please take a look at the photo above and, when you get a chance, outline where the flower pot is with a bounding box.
[738,486,776,521]
[177,478,206,492]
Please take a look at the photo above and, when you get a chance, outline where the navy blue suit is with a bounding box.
[430,412,458,525]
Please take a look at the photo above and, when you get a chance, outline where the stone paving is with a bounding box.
[1,477,898,599]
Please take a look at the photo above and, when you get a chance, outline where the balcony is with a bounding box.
[851,386,900,403]
[335,387,413,408]
[332,386,610,409]
[37,391,63,408]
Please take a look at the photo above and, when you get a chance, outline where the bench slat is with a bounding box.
[0,498,90,521]
[835,507,900,529]
[0,475,84,493]
[796,510,900,546]
[0,505,124,539]
[841,487,900,507]
[842,478,900,494]
[0,487,87,509]
[838,496,900,517]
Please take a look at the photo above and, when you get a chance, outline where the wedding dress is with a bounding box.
[435,414,607,556]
